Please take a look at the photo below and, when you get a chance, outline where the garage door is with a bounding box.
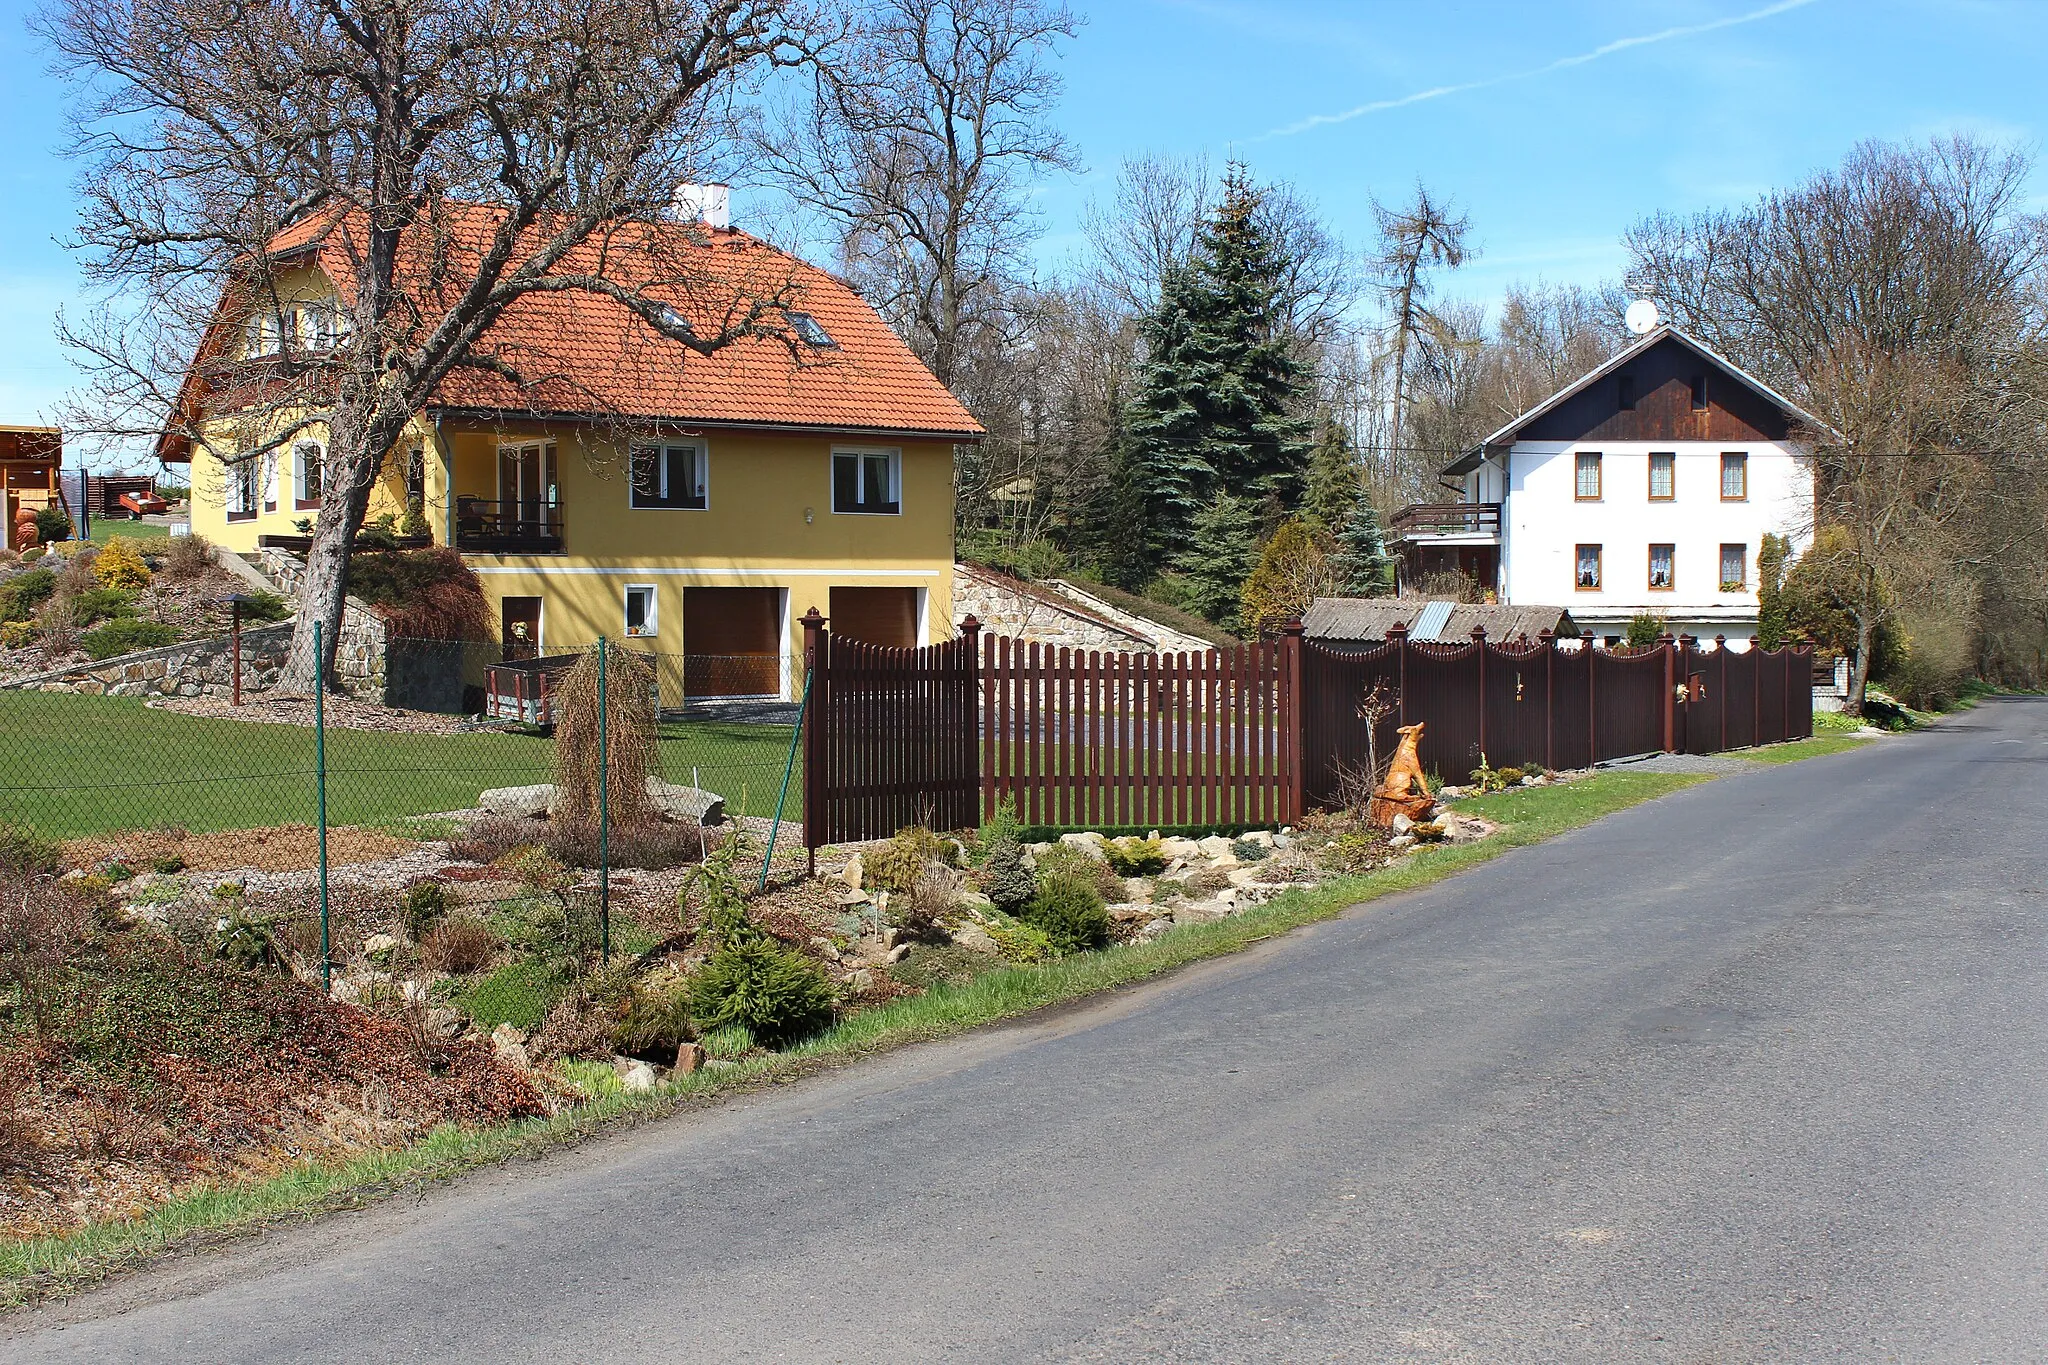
[684,587,783,697]
[830,587,920,648]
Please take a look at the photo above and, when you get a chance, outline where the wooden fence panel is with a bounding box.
[806,618,1813,844]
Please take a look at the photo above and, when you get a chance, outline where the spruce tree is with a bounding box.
[1173,493,1261,628]
[1331,483,1396,597]
[1121,163,1315,578]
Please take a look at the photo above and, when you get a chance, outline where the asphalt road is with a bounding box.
[12,700,2048,1362]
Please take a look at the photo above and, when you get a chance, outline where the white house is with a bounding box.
[1393,324,1836,645]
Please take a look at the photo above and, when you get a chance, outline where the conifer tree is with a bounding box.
[1122,163,1314,576]
[1302,414,1359,534]
[1331,483,1396,597]
[1173,493,1261,628]
[1756,533,1792,649]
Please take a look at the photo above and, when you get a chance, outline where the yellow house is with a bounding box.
[159,200,982,700]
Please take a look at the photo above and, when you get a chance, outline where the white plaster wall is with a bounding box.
[1502,440,1811,624]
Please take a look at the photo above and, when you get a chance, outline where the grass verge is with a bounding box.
[0,767,1716,1309]
[1740,735,1875,765]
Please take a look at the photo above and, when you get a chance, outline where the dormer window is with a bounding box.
[788,312,836,348]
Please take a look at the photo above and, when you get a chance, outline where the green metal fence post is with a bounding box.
[597,635,610,960]
[314,619,331,995]
[761,669,811,892]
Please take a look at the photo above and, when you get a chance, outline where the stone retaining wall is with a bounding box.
[256,548,389,694]
[3,622,294,699]
[952,563,1154,654]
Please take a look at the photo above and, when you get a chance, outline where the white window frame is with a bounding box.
[623,583,659,638]
[225,457,261,520]
[293,439,324,509]
[831,447,902,515]
[629,440,709,511]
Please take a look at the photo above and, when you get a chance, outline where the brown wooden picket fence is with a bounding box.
[802,615,1813,846]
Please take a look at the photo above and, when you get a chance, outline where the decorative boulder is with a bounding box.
[479,784,554,819]
[643,778,726,826]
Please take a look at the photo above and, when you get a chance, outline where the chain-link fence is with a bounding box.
[0,630,808,1037]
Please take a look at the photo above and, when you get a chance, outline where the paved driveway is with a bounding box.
[12,700,2048,1362]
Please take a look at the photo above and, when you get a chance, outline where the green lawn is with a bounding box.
[84,521,170,544]
[0,692,799,837]
[1739,734,1875,765]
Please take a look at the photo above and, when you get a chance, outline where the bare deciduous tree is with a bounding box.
[46,0,823,690]
[1371,183,1472,483]
[760,0,1080,390]
[1626,135,2048,709]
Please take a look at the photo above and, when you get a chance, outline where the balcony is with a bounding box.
[454,497,563,554]
[1390,502,1501,542]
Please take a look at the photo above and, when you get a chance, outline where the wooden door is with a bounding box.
[829,587,919,648]
[501,596,542,661]
[684,587,782,697]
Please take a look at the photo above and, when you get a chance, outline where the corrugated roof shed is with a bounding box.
[1303,598,1576,643]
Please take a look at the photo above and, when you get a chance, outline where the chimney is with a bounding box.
[672,182,731,231]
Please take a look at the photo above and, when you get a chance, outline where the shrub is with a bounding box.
[892,865,959,943]
[1229,836,1269,863]
[977,835,1035,913]
[401,879,451,941]
[159,533,216,581]
[688,937,837,1048]
[69,586,137,626]
[1034,843,1123,904]
[80,618,177,660]
[983,911,1053,964]
[611,977,693,1056]
[239,589,291,623]
[0,823,60,876]
[864,825,946,894]
[36,598,79,658]
[1103,836,1166,876]
[1624,613,1666,649]
[552,647,658,828]
[1022,871,1110,955]
[0,567,57,622]
[93,537,152,590]
[461,958,564,1033]
[345,547,492,640]
[0,621,32,649]
[31,505,70,544]
[888,943,994,991]
[975,797,1023,864]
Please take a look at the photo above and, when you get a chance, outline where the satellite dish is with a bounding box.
[1625,299,1661,335]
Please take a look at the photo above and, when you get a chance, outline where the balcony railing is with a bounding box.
[454,497,563,554]
[1390,502,1501,540]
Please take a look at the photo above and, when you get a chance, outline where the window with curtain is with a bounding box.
[293,441,323,508]
[1575,452,1602,500]
[833,449,900,514]
[1720,544,1747,590]
[629,442,708,509]
[1648,543,1675,590]
[1720,452,1748,500]
[1648,452,1674,500]
[1575,544,1602,589]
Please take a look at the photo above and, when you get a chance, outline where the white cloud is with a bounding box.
[1252,0,1824,142]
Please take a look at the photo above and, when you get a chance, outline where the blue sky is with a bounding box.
[1,0,2043,464]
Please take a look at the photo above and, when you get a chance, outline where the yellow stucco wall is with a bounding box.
[190,411,957,701]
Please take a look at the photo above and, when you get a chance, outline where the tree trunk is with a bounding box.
[1845,614,1875,716]
[278,431,384,693]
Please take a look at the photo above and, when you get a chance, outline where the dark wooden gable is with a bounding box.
[1514,336,1788,445]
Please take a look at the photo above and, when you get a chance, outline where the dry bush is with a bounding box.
[158,533,216,581]
[420,915,499,975]
[893,865,960,943]
[0,873,92,1043]
[543,819,724,871]
[553,647,659,829]
[529,992,614,1064]
[446,815,541,865]
[0,1054,38,1170]
[35,596,78,659]
[346,548,493,640]
[54,550,98,597]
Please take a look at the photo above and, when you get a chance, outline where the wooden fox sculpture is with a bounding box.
[1369,721,1436,827]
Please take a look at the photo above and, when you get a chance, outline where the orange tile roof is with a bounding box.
[204,202,982,442]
